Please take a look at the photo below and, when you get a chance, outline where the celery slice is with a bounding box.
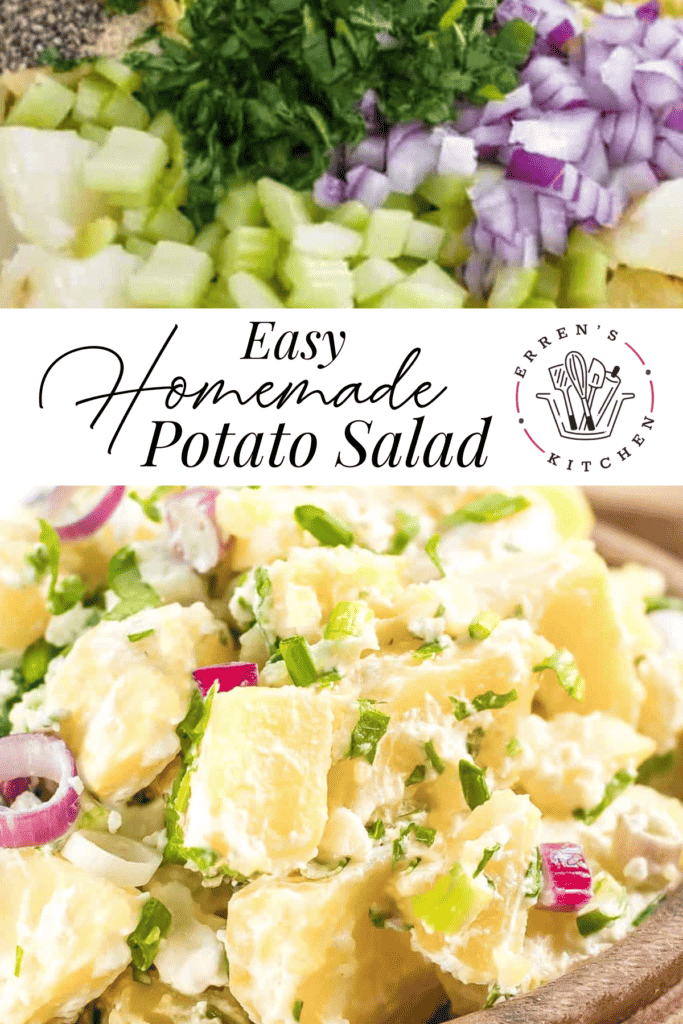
[78,123,110,146]
[534,261,561,301]
[147,110,176,145]
[521,296,557,308]
[437,230,471,269]
[127,241,213,308]
[73,216,119,259]
[201,279,237,308]
[121,208,151,237]
[147,207,195,245]
[361,209,413,259]
[74,78,112,125]
[403,220,445,261]
[410,261,467,303]
[488,265,538,309]
[417,173,471,208]
[256,177,311,239]
[228,272,283,309]
[292,222,363,259]
[352,258,405,305]
[328,200,371,232]
[194,222,226,257]
[411,862,492,933]
[93,57,142,92]
[84,126,168,205]
[5,74,75,130]
[215,182,265,230]
[383,193,421,214]
[100,90,150,132]
[376,280,465,308]
[218,226,279,280]
[154,165,189,209]
[125,236,155,259]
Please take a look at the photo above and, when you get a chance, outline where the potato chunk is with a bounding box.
[225,850,442,1024]
[42,602,228,801]
[183,686,334,876]
[0,849,142,1024]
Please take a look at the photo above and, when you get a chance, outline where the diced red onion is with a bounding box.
[345,165,392,209]
[481,84,533,124]
[193,662,259,697]
[0,777,30,805]
[30,486,126,541]
[536,842,592,912]
[653,136,683,174]
[386,121,424,160]
[358,89,380,130]
[437,134,478,176]
[313,174,347,209]
[347,136,386,173]
[386,130,438,193]
[549,18,576,48]
[643,19,681,58]
[637,0,660,22]
[627,105,655,161]
[507,148,566,187]
[662,104,683,130]
[592,14,643,47]
[164,487,223,574]
[609,160,659,200]
[0,734,80,848]
[509,108,598,162]
[538,192,569,253]
[600,46,638,109]
[579,132,610,182]
[634,60,683,106]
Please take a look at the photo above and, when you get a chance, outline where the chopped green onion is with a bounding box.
[459,760,490,810]
[632,895,665,928]
[424,740,445,775]
[636,750,676,785]
[411,861,490,933]
[127,897,172,972]
[472,688,517,712]
[254,566,272,603]
[413,640,445,661]
[368,906,391,928]
[474,843,500,878]
[324,601,372,641]
[292,1000,303,1022]
[406,764,426,786]
[468,611,500,641]
[533,649,585,701]
[294,505,354,547]
[573,769,635,826]
[644,595,683,614]
[386,510,420,555]
[366,820,385,840]
[440,493,530,531]
[523,847,542,900]
[392,821,436,866]
[279,635,318,688]
[21,637,60,686]
[14,945,23,978]
[576,874,627,937]
[346,700,390,764]
[425,534,446,578]
[128,629,155,643]
[317,668,342,687]
[449,696,471,721]
[466,727,485,759]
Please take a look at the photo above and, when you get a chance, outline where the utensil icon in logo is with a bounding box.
[536,354,635,440]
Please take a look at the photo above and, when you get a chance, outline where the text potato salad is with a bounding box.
[1,485,683,1022]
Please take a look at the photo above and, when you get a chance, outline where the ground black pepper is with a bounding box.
[0,0,107,72]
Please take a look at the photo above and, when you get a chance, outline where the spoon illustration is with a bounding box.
[565,351,595,431]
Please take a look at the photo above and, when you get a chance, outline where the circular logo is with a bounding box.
[513,326,655,473]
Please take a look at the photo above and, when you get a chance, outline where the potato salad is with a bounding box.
[2,484,683,1024]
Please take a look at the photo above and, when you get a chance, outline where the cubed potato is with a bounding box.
[609,563,665,657]
[531,487,594,541]
[225,849,442,1024]
[101,968,249,1024]
[516,712,655,814]
[391,790,541,989]
[0,849,142,1024]
[42,602,229,801]
[183,686,334,876]
[637,652,683,752]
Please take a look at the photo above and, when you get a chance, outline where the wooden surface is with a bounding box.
[455,515,683,1024]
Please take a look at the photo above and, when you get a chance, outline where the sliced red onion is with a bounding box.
[634,60,683,106]
[637,0,660,22]
[642,19,681,58]
[549,19,575,48]
[507,148,566,187]
[436,134,478,176]
[509,108,598,162]
[345,165,392,209]
[538,192,569,253]
[347,136,386,173]
[54,486,127,542]
[313,173,347,209]
[0,777,30,805]
[193,662,259,697]
[165,487,223,574]
[536,842,592,912]
[386,130,438,193]
[0,734,80,848]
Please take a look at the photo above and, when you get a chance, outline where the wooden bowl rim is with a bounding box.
[451,521,683,1024]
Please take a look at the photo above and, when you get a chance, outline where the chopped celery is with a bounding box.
[256,177,311,239]
[228,272,284,309]
[521,296,557,308]
[78,123,109,146]
[285,255,354,307]
[562,230,609,308]
[411,862,492,933]
[5,74,75,129]
[147,110,176,145]
[534,261,561,301]
[194,222,226,257]
[124,236,155,259]
[421,204,473,232]
[488,265,538,308]
[352,258,405,305]
[73,216,118,259]
[147,207,195,245]
[393,256,424,275]
[215,182,265,230]
[361,209,413,259]
[328,201,371,232]
[292,222,363,260]
[201,279,237,308]
[74,78,112,125]
[437,230,471,269]
[301,191,326,223]
[376,280,465,308]
[128,241,213,308]
[84,127,168,206]
[410,261,467,303]
[93,57,142,93]
[218,226,279,280]
[417,173,470,208]
[403,220,445,261]
[100,89,150,132]
[121,208,151,237]
[154,165,189,209]
[383,193,420,214]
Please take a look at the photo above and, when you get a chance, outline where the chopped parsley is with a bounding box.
[366,819,385,840]
[458,759,490,810]
[346,700,390,764]
[449,696,471,721]
[523,847,541,900]
[386,510,420,555]
[294,506,354,548]
[368,906,391,928]
[425,534,446,578]
[473,843,500,877]
[424,740,445,775]
[14,945,23,978]
[472,688,517,712]
[468,611,500,641]
[573,768,635,826]
[466,726,485,759]
[279,635,318,688]
[128,629,155,643]
[128,486,177,523]
[636,750,675,785]
[104,547,162,622]
[36,47,80,71]
[392,821,436,866]
[644,595,683,614]
[27,519,85,616]
[505,736,522,758]
[632,895,665,928]
[533,649,585,701]
[406,764,426,786]
[292,1001,304,1023]
[440,492,531,530]
[413,639,446,661]
[125,1,534,228]
[127,897,172,972]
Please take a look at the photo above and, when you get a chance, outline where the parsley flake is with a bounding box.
[406,764,426,786]
[127,898,172,972]
[347,700,390,764]
[425,740,445,775]
[386,510,420,555]
[573,768,635,826]
[104,547,162,622]
[292,1000,304,1023]
[533,648,585,701]
[459,759,490,810]
[440,493,530,530]
[425,534,446,578]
